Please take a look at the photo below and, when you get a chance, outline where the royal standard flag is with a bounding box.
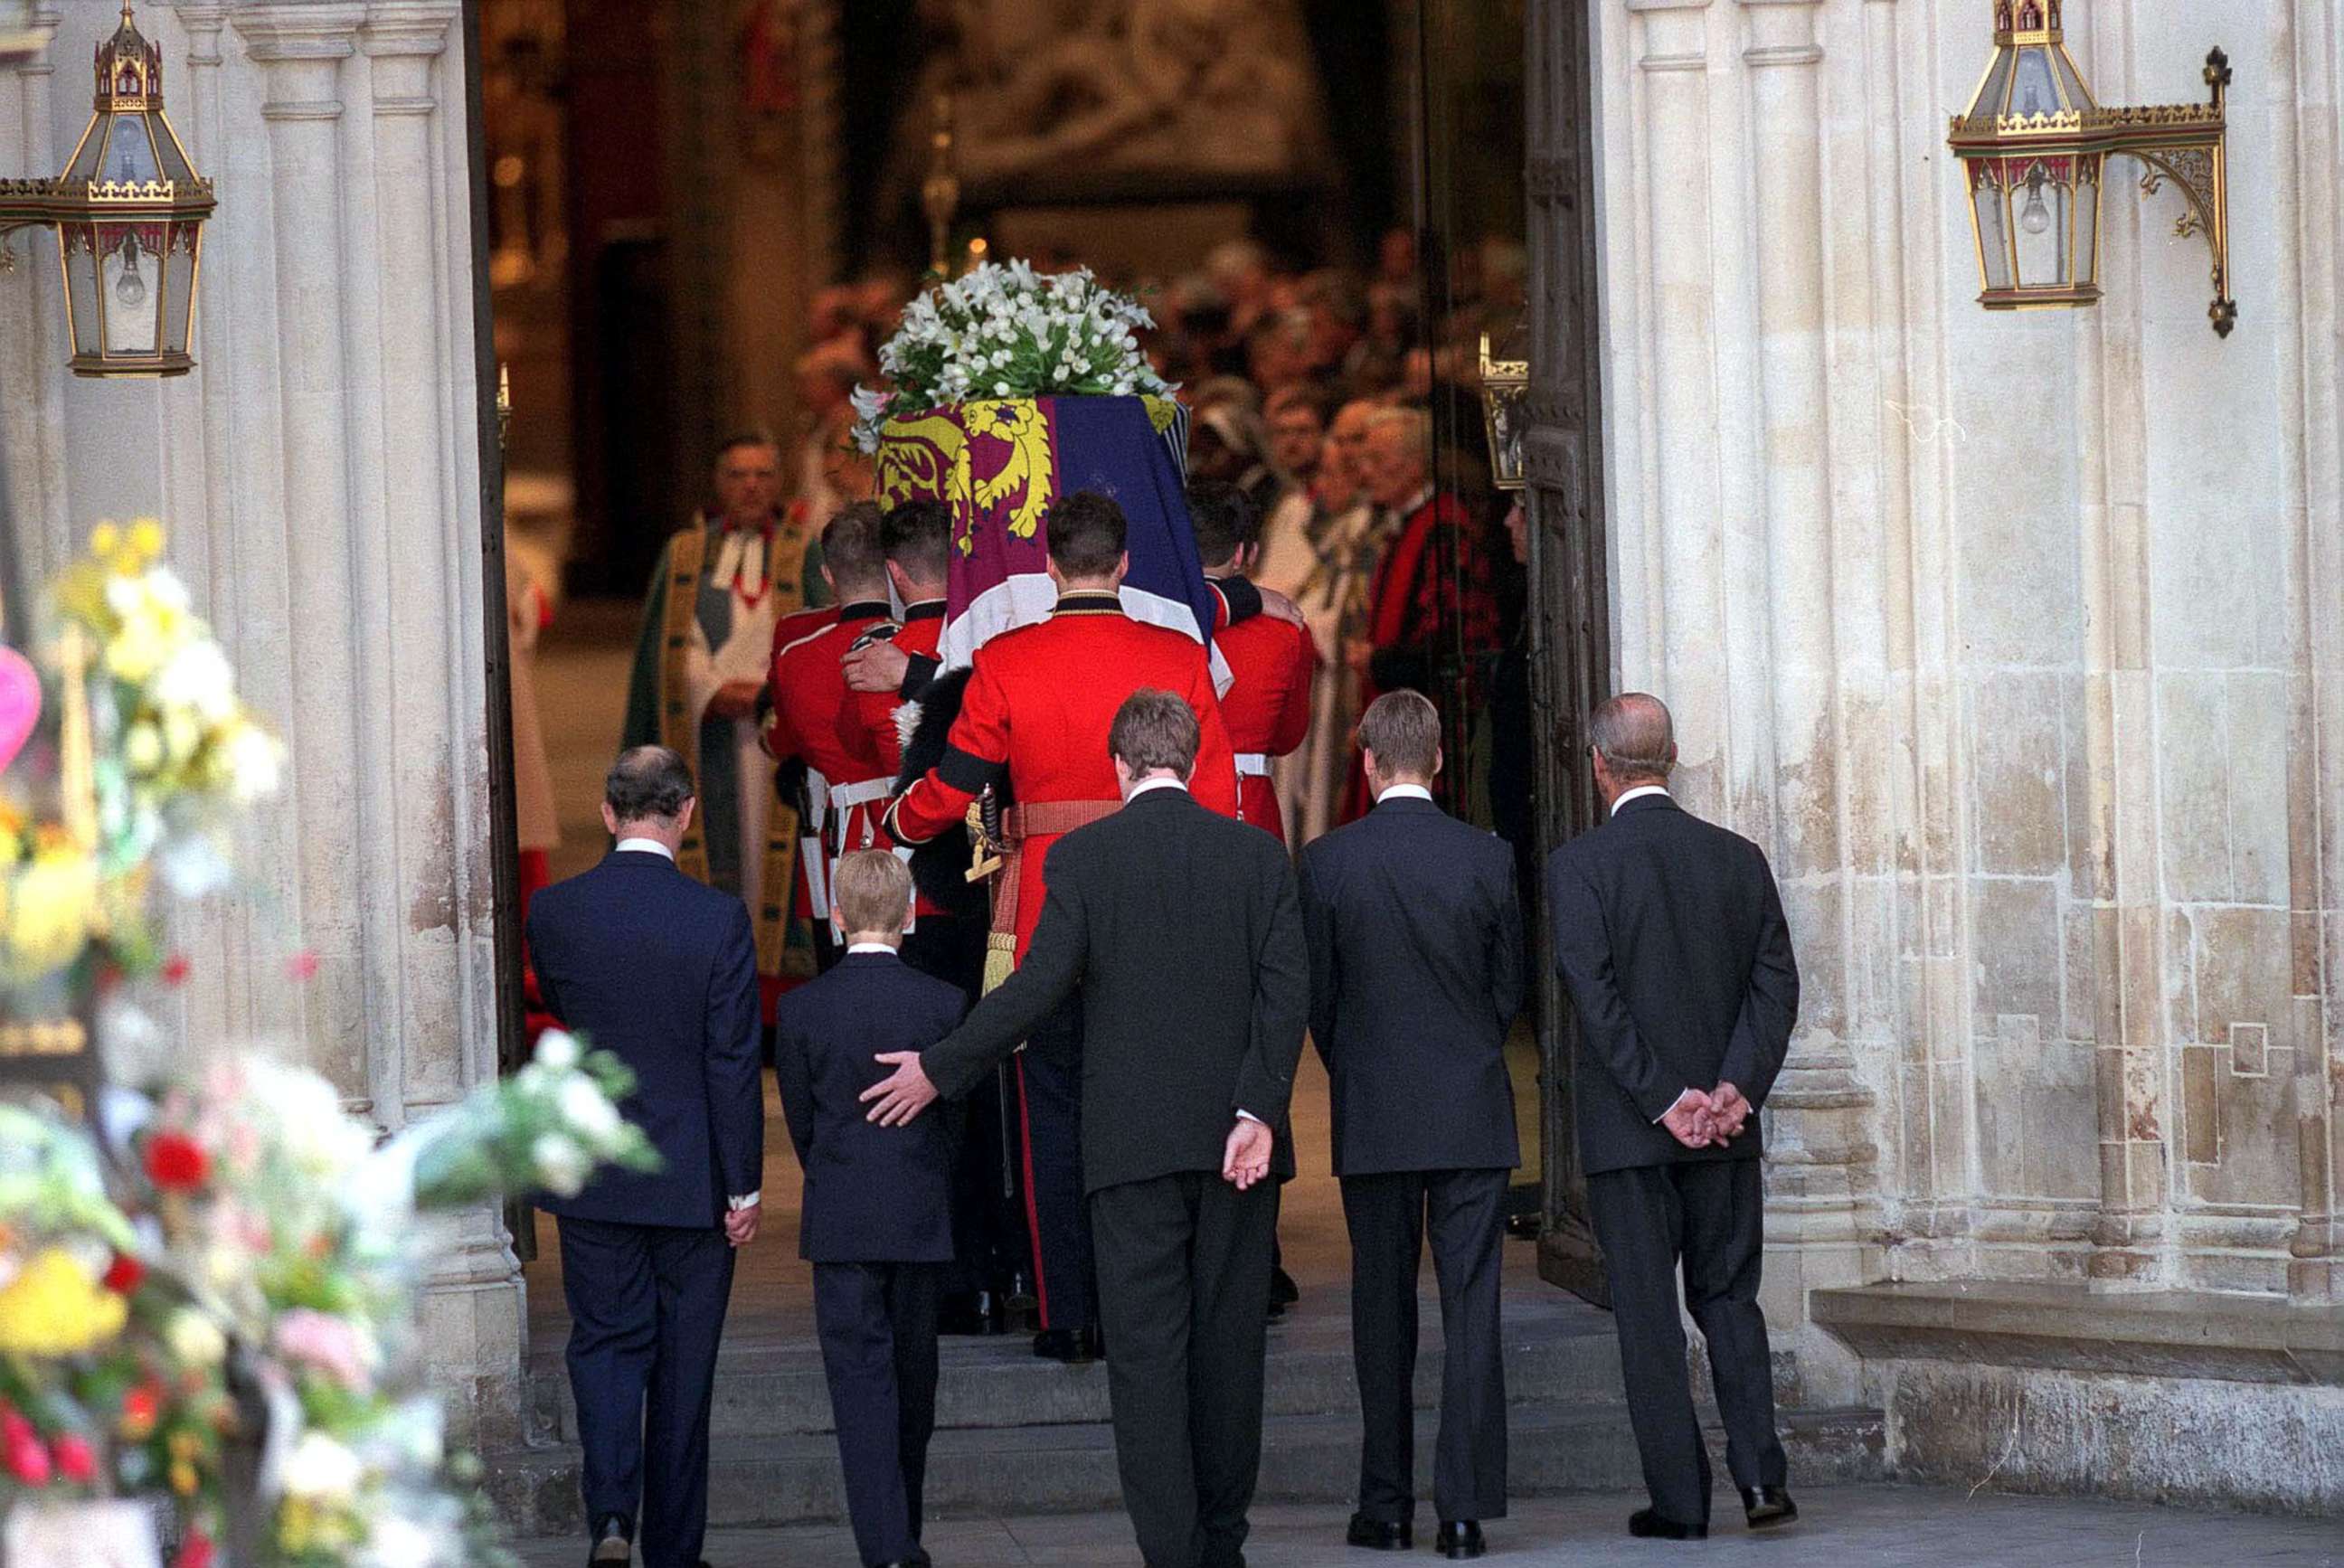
[873,393,1226,688]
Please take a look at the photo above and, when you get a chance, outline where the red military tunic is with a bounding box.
[886,590,1241,960]
[1207,576,1316,845]
[852,599,947,779]
[759,603,836,763]
[770,599,893,893]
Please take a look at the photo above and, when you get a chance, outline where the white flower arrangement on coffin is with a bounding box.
[850,260,1174,452]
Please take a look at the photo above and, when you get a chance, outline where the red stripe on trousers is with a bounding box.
[1014,1055,1051,1327]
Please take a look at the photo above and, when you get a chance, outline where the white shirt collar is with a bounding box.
[1610,785,1672,816]
[1375,783,1434,804]
[615,836,676,861]
[1127,776,1189,800]
[846,941,900,957]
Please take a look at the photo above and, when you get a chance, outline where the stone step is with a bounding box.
[487,1402,1886,1539]
[525,1315,1627,1444]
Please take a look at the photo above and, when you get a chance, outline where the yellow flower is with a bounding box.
[0,1246,128,1355]
[89,522,120,559]
[3,846,100,975]
[128,520,165,562]
[170,1458,199,1495]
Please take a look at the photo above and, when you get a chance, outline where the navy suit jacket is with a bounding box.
[1298,795,1524,1177]
[1545,793,1799,1176]
[773,950,968,1263]
[526,848,765,1227]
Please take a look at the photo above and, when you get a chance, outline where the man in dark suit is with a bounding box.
[528,746,767,1568]
[1298,691,1522,1561]
[864,689,1310,1568]
[1545,694,1800,1541]
[775,849,968,1568]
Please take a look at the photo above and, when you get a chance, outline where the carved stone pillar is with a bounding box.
[0,7,68,576]
[1731,0,1881,1339]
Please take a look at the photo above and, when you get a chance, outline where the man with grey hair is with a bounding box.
[1546,694,1801,1542]
[528,744,767,1568]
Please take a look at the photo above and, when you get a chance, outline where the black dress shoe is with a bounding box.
[1346,1512,1413,1550]
[1271,1265,1301,1307]
[1436,1520,1485,1559]
[587,1516,630,1565]
[1628,1507,1707,1540]
[1032,1325,1101,1364]
[1741,1485,1798,1528]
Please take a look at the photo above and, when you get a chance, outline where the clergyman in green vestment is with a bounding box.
[620,432,828,998]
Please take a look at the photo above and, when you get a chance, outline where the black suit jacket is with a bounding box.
[527,849,766,1226]
[1545,793,1799,1176]
[922,786,1310,1193]
[1298,795,1524,1177]
[773,950,967,1263]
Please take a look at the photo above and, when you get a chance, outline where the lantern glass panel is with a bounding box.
[1971,169,2014,291]
[2009,50,2061,118]
[99,224,158,355]
[2073,158,2101,288]
[163,222,198,356]
[2009,162,2075,288]
[100,117,159,185]
[60,225,100,355]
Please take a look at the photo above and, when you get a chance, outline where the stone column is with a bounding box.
[0,6,69,579]
[225,0,521,1440]
[1729,0,1881,1346]
[2069,3,2171,1287]
[2277,0,2342,1302]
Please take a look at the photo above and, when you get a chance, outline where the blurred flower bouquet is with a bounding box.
[3,522,281,988]
[851,260,1172,451]
[0,528,659,1566]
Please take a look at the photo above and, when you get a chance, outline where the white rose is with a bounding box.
[167,1308,229,1369]
[156,639,237,721]
[533,1132,591,1196]
[557,1074,623,1142]
[281,1430,364,1503]
[226,723,283,801]
[534,1031,580,1072]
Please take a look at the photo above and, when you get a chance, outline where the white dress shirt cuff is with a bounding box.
[728,1191,761,1211]
[1236,1110,1265,1126]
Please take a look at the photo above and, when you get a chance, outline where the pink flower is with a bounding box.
[271,1308,374,1392]
[52,1433,96,1485]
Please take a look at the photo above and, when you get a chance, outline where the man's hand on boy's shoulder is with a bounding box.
[863,1051,939,1127]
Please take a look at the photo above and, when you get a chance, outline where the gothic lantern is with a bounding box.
[1477,331,1529,493]
[1948,0,2234,336]
[0,5,216,376]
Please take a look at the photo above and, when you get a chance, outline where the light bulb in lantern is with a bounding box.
[2019,171,2053,236]
[115,230,146,307]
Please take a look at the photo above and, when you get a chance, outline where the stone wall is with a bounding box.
[1573,0,2341,1372]
[0,0,520,1442]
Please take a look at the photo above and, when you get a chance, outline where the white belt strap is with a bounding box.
[805,767,829,834]
[1234,752,1271,777]
[828,777,894,812]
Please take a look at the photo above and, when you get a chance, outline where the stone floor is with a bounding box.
[508,1486,2341,1566]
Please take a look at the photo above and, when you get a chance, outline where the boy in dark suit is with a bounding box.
[774,849,967,1568]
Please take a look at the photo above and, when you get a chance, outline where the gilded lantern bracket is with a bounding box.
[2116,50,2233,336]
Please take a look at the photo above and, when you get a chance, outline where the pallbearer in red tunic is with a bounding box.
[886,492,1240,1358]
[1188,479,1317,847]
[769,505,897,931]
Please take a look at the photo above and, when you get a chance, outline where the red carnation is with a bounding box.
[160,953,191,987]
[3,1414,51,1487]
[175,1530,216,1568]
[286,950,319,981]
[144,1130,211,1191]
[52,1433,96,1485]
[103,1252,146,1294]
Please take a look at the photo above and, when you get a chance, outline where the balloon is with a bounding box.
[0,646,40,773]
